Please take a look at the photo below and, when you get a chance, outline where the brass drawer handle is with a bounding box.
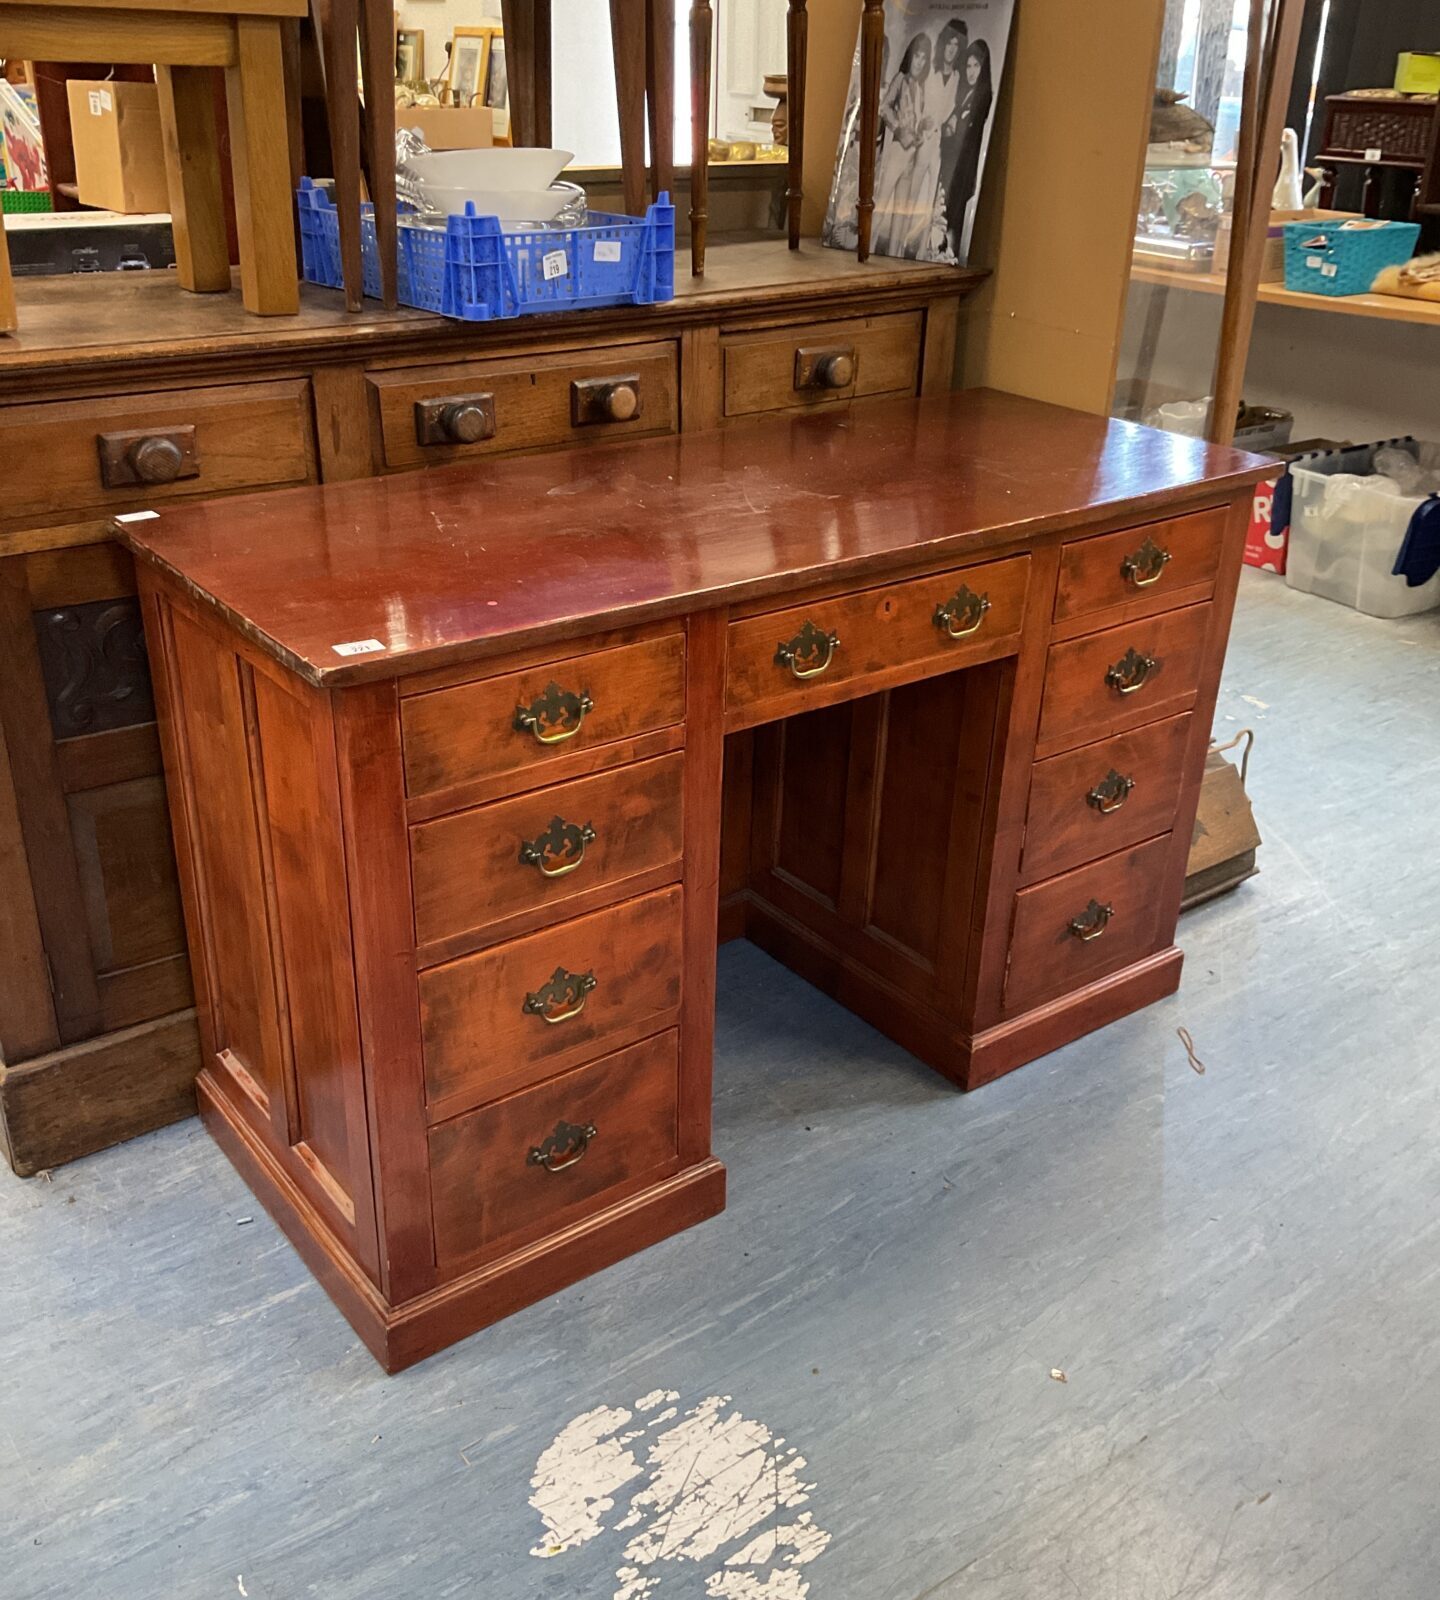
[1121,535,1173,588]
[97,427,199,489]
[775,620,841,680]
[528,1118,597,1172]
[514,681,594,744]
[520,815,598,878]
[571,374,642,426]
[414,392,497,446]
[1086,769,1135,814]
[1105,647,1158,696]
[795,344,857,390]
[1068,899,1114,942]
[523,965,597,1025]
[933,584,991,639]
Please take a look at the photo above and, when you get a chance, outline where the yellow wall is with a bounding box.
[799,0,1166,416]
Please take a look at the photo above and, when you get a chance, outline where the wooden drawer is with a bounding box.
[1055,508,1225,626]
[402,631,686,801]
[1035,602,1212,758]
[721,311,922,418]
[411,753,685,952]
[0,380,316,525]
[368,342,679,471]
[1020,714,1193,885]
[420,885,683,1118]
[428,1030,681,1270]
[726,555,1029,727]
[1004,835,1173,1016]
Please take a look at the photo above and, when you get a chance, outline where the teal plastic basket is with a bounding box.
[1282,219,1419,297]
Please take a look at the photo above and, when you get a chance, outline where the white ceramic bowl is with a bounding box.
[423,185,572,222]
[401,146,572,191]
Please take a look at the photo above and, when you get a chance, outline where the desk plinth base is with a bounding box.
[198,1069,728,1373]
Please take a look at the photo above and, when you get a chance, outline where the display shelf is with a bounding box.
[1129,261,1440,328]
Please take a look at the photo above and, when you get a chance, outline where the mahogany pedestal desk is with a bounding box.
[120,390,1271,1371]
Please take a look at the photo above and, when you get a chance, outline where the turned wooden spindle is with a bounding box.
[690,0,713,274]
[786,0,807,249]
[611,0,649,214]
[500,0,553,147]
[646,0,675,204]
[857,0,884,261]
[358,0,397,308]
[317,0,364,310]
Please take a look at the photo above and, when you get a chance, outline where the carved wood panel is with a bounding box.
[33,598,155,741]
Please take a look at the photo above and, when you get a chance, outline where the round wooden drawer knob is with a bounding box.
[604,383,640,422]
[129,436,185,484]
[440,402,493,444]
[814,352,856,389]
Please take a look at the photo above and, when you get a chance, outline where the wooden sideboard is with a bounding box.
[0,244,977,1177]
[119,389,1270,1369]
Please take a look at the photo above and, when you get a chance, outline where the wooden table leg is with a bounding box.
[857,0,883,262]
[611,0,647,216]
[227,16,301,313]
[0,207,15,336]
[786,0,806,247]
[358,0,397,308]
[646,0,674,205]
[157,65,232,294]
[689,0,711,274]
[500,0,532,145]
[314,0,363,311]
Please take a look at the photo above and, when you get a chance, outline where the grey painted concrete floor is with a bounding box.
[4,572,1439,1600]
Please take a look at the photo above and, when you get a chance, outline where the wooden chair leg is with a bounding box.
[314,0,363,310]
[227,16,301,314]
[857,0,883,261]
[689,0,712,274]
[500,0,533,146]
[0,207,16,336]
[358,0,397,308]
[646,0,674,204]
[157,65,232,293]
[786,0,806,247]
[611,0,648,216]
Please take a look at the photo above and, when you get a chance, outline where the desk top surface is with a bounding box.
[121,389,1273,688]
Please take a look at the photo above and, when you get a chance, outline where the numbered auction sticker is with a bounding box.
[332,639,385,657]
[543,250,569,280]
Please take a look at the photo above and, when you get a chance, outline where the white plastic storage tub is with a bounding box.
[1285,440,1440,618]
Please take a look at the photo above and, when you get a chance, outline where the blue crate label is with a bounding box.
[543,249,569,281]
[594,239,622,264]
[1321,263,1337,279]
[332,638,386,657]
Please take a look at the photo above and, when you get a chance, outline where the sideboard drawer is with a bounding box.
[420,885,684,1118]
[1055,508,1226,625]
[721,311,922,418]
[412,753,685,950]
[0,380,317,524]
[1035,602,1212,757]
[726,555,1029,725]
[1020,713,1193,885]
[368,341,679,470]
[428,1030,681,1270]
[402,631,686,800]
[1004,835,1173,1015]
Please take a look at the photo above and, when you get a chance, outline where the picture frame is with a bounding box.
[395,28,425,85]
[484,35,508,113]
[448,25,498,110]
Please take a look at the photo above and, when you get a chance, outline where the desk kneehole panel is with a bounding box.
[411,753,685,953]
[368,343,679,471]
[1035,601,1212,758]
[1004,834,1174,1016]
[402,631,686,801]
[721,312,923,418]
[1055,507,1226,626]
[420,885,684,1120]
[428,1030,682,1274]
[725,555,1029,728]
[1020,713,1193,886]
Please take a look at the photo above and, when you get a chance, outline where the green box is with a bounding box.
[1394,52,1440,94]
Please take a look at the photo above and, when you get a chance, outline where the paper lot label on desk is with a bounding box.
[332,638,385,657]
[529,1389,831,1598]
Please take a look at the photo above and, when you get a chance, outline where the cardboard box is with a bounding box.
[395,106,494,151]
[1395,53,1440,95]
[67,80,169,214]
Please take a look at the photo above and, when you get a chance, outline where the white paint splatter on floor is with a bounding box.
[529,1392,831,1599]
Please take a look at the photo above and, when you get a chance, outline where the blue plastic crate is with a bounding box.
[1282,219,1420,297]
[297,178,674,321]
